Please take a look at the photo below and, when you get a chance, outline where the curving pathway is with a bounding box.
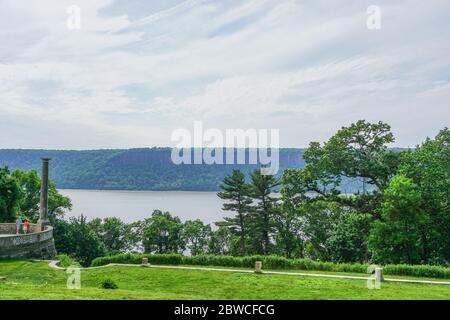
[47,260,450,286]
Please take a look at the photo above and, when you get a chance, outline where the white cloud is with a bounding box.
[0,0,449,149]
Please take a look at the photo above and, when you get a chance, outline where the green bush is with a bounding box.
[57,254,81,268]
[384,264,450,279]
[90,254,450,279]
[100,278,118,290]
[147,253,184,265]
[91,253,184,267]
[91,253,140,266]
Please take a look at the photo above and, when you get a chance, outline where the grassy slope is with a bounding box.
[0,260,449,300]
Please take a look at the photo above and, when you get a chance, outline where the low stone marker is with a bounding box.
[142,258,149,266]
[255,261,263,274]
[375,267,384,282]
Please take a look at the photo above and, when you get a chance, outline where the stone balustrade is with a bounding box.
[0,223,56,259]
[0,223,38,235]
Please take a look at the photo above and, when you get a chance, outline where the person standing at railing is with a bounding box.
[15,217,22,234]
[23,220,30,234]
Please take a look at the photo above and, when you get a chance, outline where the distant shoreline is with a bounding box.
[0,148,366,193]
[59,188,220,193]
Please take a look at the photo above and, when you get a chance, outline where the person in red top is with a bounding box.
[23,220,30,234]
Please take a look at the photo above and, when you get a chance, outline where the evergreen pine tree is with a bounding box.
[217,170,252,255]
[249,169,281,255]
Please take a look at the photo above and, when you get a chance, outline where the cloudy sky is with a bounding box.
[0,0,449,149]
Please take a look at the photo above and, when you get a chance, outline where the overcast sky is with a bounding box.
[0,0,449,149]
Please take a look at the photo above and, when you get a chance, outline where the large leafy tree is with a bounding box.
[299,200,341,261]
[304,120,398,189]
[183,219,211,256]
[88,217,132,255]
[208,226,233,255]
[272,203,304,259]
[217,170,253,255]
[11,169,72,223]
[299,120,402,216]
[142,210,185,254]
[398,128,450,264]
[54,215,106,267]
[369,175,428,264]
[327,211,372,263]
[277,121,404,261]
[0,167,22,223]
[274,175,307,258]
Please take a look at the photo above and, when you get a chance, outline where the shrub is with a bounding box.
[91,253,185,267]
[58,254,81,268]
[146,253,184,265]
[90,254,450,279]
[100,278,118,290]
[384,264,450,279]
[91,253,140,266]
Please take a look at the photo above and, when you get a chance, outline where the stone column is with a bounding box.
[37,158,51,231]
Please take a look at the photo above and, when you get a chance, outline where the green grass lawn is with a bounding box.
[0,260,449,300]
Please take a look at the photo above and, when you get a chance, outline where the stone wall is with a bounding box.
[0,224,57,259]
[0,223,38,234]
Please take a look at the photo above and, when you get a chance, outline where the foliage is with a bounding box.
[11,169,72,223]
[270,121,448,266]
[299,201,340,261]
[0,148,308,191]
[369,175,427,264]
[57,254,81,268]
[0,168,21,223]
[91,253,184,266]
[88,217,132,255]
[217,169,253,255]
[100,278,119,290]
[54,215,105,267]
[208,226,234,255]
[247,169,281,255]
[142,210,185,254]
[289,120,403,219]
[183,219,211,256]
[10,169,40,221]
[0,168,70,223]
[327,212,372,263]
[54,123,449,268]
[398,128,450,264]
[303,120,399,190]
[6,120,448,272]
[91,253,450,279]
[273,203,304,259]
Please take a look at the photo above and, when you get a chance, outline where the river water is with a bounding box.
[59,189,230,224]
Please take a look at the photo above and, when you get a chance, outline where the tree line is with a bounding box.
[1,120,448,267]
[52,121,450,266]
[0,148,306,192]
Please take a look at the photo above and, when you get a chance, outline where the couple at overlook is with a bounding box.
[15,217,30,235]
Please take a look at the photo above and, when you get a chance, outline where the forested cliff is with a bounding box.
[0,148,310,191]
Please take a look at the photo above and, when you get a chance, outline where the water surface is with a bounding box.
[60,189,229,224]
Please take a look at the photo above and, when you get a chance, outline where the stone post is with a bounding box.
[37,158,51,232]
[255,261,263,274]
[142,258,149,266]
[375,267,384,282]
